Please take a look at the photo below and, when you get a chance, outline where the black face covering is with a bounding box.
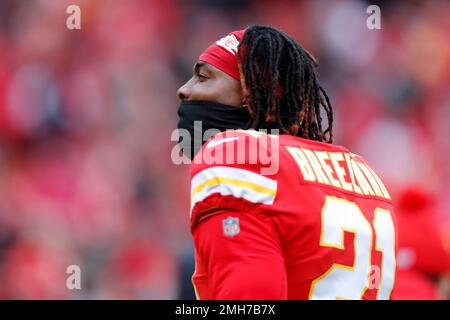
[177,100,250,159]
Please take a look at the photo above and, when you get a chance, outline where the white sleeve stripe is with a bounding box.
[192,177,276,198]
[191,166,276,190]
[190,166,277,217]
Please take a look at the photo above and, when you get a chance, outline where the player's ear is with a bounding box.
[238,62,252,110]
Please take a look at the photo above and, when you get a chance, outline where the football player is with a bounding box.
[177,25,397,300]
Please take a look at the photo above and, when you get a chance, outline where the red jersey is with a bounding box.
[190,129,397,300]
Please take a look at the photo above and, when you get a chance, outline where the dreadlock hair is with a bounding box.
[238,25,333,143]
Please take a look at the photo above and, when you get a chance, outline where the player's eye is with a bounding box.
[197,73,209,81]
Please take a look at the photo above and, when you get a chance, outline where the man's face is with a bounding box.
[177,61,243,107]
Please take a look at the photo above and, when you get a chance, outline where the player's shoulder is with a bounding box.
[279,135,371,170]
[190,129,280,177]
[189,130,280,224]
[279,134,350,153]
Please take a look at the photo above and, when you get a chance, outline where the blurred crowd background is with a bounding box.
[0,0,449,299]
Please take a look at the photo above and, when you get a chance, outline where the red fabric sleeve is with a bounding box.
[192,209,287,300]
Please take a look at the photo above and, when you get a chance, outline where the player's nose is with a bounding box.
[177,81,191,101]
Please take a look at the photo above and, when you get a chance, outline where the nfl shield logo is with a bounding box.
[222,217,240,237]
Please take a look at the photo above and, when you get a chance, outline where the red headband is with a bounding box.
[198,29,245,81]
